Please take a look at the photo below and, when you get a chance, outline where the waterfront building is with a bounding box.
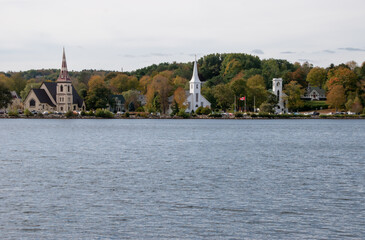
[301,86,326,101]
[272,78,288,114]
[185,60,210,112]
[23,49,86,112]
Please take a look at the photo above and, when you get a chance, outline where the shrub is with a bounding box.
[201,106,212,115]
[251,113,258,118]
[208,113,222,118]
[135,106,145,112]
[177,110,190,119]
[124,112,130,118]
[195,106,204,115]
[80,111,86,116]
[360,114,365,118]
[95,109,114,118]
[8,109,19,117]
[65,110,76,118]
[235,112,243,118]
[87,110,95,116]
[24,109,33,117]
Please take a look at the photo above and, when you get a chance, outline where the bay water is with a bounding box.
[0,119,364,239]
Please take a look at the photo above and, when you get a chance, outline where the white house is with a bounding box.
[272,78,288,114]
[185,60,210,112]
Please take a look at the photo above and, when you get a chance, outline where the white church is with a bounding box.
[185,60,211,112]
[272,78,288,114]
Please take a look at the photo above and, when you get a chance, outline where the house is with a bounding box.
[23,49,86,112]
[302,86,326,101]
[109,95,125,113]
[8,91,22,111]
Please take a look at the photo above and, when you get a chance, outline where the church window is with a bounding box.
[42,105,44,109]
[68,85,70,92]
[73,105,76,110]
[196,84,198,89]
[68,97,71,102]
[60,85,63,92]
[196,93,198,102]
[277,90,280,102]
[61,107,63,111]
[188,102,191,110]
[277,82,280,87]
[201,102,203,107]
[30,99,35,107]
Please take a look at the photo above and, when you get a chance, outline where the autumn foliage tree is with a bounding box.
[173,87,187,109]
[326,85,346,111]
[145,74,172,113]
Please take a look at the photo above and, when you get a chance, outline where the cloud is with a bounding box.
[323,49,335,54]
[281,51,295,54]
[338,47,365,52]
[298,59,312,63]
[252,49,264,54]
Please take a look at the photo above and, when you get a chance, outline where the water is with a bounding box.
[0,119,364,239]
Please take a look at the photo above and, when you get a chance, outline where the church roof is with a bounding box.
[307,86,326,95]
[33,89,56,107]
[190,60,201,83]
[57,48,71,82]
[41,81,84,107]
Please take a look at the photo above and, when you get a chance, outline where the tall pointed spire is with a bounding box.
[190,58,201,83]
[57,47,71,82]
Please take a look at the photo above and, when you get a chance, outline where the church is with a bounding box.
[185,59,211,112]
[24,49,86,112]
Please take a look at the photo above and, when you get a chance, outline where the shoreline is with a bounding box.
[1,114,364,120]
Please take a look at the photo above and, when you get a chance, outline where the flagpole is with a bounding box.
[254,96,256,113]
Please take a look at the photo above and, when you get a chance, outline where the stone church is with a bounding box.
[24,49,86,112]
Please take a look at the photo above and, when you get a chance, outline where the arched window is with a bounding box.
[277,82,280,87]
[68,85,70,92]
[60,85,63,92]
[30,99,35,106]
[196,84,198,89]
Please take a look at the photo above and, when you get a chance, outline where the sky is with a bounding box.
[1,0,365,72]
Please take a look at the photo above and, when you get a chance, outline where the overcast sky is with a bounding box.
[1,0,365,72]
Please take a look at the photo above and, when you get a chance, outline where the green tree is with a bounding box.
[306,67,327,88]
[284,81,305,111]
[0,82,12,109]
[9,73,27,95]
[213,84,234,111]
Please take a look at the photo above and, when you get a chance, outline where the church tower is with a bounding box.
[272,78,287,114]
[189,59,202,112]
[56,48,73,112]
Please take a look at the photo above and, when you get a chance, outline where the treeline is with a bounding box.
[1,53,365,113]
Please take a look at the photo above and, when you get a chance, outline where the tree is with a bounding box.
[128,101,135,112]
[213,84,234,111]
[0,82,12,109]
[306,67,327,88]
[123,90,140,110]
[327,67,358,92]
[352,96,363,114]
[138,75,152,94]
[171,100,179,116]
[326,85,346,111]
[246,75,268,111]
[173,87,187,109]
[145,74,172,114]
[86,75,111,110]
[9,73,27,95]
[259,92,278,113]
[284,81,305,111]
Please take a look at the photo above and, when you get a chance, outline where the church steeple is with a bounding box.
[57,47,71,82]
[190,59,201,83]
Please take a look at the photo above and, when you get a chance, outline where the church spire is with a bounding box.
[190,58,201,83]
[57,47,71,82]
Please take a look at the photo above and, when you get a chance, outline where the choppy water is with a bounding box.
[0,119,364,239]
